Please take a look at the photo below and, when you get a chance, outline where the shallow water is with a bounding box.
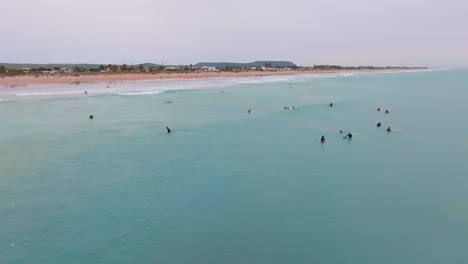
[1,70,468,263]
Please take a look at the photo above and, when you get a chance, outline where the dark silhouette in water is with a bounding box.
[283,106,296,110]
[387,127,392,132]
[329,102,333,107]
[84,90,88,94]
[321,135,326,143]
[89,115,94,120]
[339,130,343,134]
[248,109,251,114]
[344,133,353,139]
[385,110,390,114]
[377,122,382,127]
[166,101,172,104]
[378,107,381,111]
[166,127,172,133]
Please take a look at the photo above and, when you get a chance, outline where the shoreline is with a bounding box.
[0,68,426,86]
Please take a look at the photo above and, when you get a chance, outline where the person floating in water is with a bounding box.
[89,115,94,120]
[387,127,392,132]
[292,106,296,109]
[329,102,333,107]
[378,107,381,111]
[377,122,382,127]
[166,127,172,133]
[385,110,390,114]
[344,132,353,139]
[321,135,326,143]
[248,109,251,114]
[84,90,88,94]
[339,130,343,134]
[166,101,172,104]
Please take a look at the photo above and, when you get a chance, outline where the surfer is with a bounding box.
[292,106,296,109]
[339,130,343,134]
[248,109,251,114]
[385,110,390,114]
[329,102,333,107]
[89,115,94,120]
[377,122,381,127]
[84,90,88,94]
[166,127,172,133]
[377,107,381,111]
[344,132,353,139]
[387,127,392,132]
[321,135,326,143]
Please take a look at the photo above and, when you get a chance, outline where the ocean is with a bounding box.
[1,69,468,263]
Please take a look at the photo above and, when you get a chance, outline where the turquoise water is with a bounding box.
[1,70,468,263]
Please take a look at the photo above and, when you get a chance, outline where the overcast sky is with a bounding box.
[1,0,467,67]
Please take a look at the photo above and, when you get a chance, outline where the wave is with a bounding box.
[116,91,164,96]
[4,69,444,101]
[15,91,82,96]
[401,68,448,73]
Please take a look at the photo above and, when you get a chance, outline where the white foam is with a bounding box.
[401,68,447,73]
[116,91,164,96]
[15,91,82,96]
[2,69,444,100]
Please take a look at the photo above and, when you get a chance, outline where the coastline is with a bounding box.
[0,68,423,86]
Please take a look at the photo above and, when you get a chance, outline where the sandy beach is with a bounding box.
[0,69,416,86]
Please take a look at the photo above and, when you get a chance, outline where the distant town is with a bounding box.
[0,61,425,78]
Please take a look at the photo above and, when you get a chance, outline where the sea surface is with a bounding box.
[1,69,468,264]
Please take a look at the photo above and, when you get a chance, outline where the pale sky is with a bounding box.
[1,0,467,67]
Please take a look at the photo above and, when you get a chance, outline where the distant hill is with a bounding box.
[194,61,297,68]
[137,63,161,68]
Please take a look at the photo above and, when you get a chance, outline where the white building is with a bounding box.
[201,66,218,72]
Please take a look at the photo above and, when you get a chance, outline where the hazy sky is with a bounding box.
[1,0,467,67]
